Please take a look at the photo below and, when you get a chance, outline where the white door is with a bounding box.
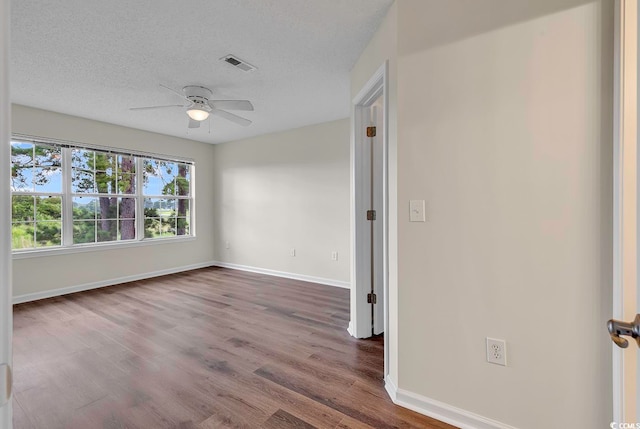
[350,63,388,341]
[370,98,384,336]
[0,0,13,426]
[611,0,639,423]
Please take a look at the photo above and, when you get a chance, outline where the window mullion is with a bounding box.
[62,147,73,246]
[136,157,144,241]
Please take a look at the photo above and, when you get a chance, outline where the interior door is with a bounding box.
[370,98,384,336]
[0,0,13,427]
[611,0,639,423]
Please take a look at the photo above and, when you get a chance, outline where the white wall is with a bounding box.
[352,0,614,427]
[11,105,216,299]
[212,119,350,285]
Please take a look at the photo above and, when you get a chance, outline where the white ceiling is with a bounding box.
[11,0,393,144]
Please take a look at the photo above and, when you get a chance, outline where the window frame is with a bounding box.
[11,134,196,258]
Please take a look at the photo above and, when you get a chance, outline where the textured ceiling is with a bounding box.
[11,0,393,144]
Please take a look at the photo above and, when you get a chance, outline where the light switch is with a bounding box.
[409,200,426,222]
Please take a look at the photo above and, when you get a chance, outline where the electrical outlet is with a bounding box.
[290,248,296,257]
[331,251,338,261]
[225,241,230,250]
[486,338,507,366]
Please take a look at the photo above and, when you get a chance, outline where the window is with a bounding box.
[10,136,194,252]
[11,142,63,249]
[71,149,137,244]
[143,159,191,238]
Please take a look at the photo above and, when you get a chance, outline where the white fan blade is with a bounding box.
[208,100,254,111]
[159,84,188,100]
[211,109,252,127]
[188,119,201,129]
[130,104,185,111]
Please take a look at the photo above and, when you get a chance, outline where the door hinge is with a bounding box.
[367,293,377,304]
[366,126,376,137]
[366,210,376,221]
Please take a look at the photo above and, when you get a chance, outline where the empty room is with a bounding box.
[0,0,637,429]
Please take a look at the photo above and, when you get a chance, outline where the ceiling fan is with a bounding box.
[130,84,254,129]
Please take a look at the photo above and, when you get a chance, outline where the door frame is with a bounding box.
[349,61,389,373]
[613,0,639,421]
[0,0,12,426]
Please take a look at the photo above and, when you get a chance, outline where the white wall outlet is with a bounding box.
[486,338,507,366]
[290,248,296,257]
[225,241,230,250]
[331,251,338,261]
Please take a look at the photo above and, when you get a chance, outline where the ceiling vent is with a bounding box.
[220,55,257,73]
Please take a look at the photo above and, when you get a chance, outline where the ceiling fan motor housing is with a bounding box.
[183,85,213,99]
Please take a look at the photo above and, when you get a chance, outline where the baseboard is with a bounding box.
[13,261,216,304]
[384,375,517,429]
[211,261,350,289]
[384,374,398,402]
[347,321,355,337]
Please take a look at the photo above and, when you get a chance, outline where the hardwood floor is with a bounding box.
[12,267,454,429]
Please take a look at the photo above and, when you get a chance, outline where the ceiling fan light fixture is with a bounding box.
[186,107,210,121]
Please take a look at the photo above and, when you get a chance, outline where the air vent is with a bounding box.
[220,54,257,72]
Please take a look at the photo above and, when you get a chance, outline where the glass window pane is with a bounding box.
[95,171,115,194]
[95,197,117,220]
[176,163,190,196]
[118,155,136,174]
[119,219,136,241]
[161,218,176,237]
[11,166,33,191]
[11,142,34,167]
[97,223,117,243]
[35,196,62,222]
[72,170,96,193]
[94,153,116,174]
[12,222,34,250]
[72,149,93,170]
[176,199,189,218]
[73,197,97,220]
[144,216,162,238]
[143,159,164,196]
[34,144,61,167]
[119,198,136,220]
[73,221,96,244]
[12,196,34,222]
[118,173,135,194]
[177,217,189,236]
[35,221,62,247]
[33,167,62,193]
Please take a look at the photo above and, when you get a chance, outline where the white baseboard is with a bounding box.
[13,261,216,304]
[347,321,355,337]
[384,375,518,429]
[384,374,398,402]
[211,261,350,289]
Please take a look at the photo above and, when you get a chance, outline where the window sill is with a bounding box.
[12,236,197,260]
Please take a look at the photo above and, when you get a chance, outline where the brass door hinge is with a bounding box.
[366,210,376,221]
[366,126,376,137]
[367,293,377,304]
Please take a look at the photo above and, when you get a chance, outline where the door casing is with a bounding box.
[613,0,639,421]
[0,0,13,426]
[349,61,389,373]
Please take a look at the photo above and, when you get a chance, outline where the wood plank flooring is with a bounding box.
[12,267,455,429]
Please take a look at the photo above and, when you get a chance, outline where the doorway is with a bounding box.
[350,62,389,374]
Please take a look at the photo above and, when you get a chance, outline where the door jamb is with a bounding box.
[349,61,389,376]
